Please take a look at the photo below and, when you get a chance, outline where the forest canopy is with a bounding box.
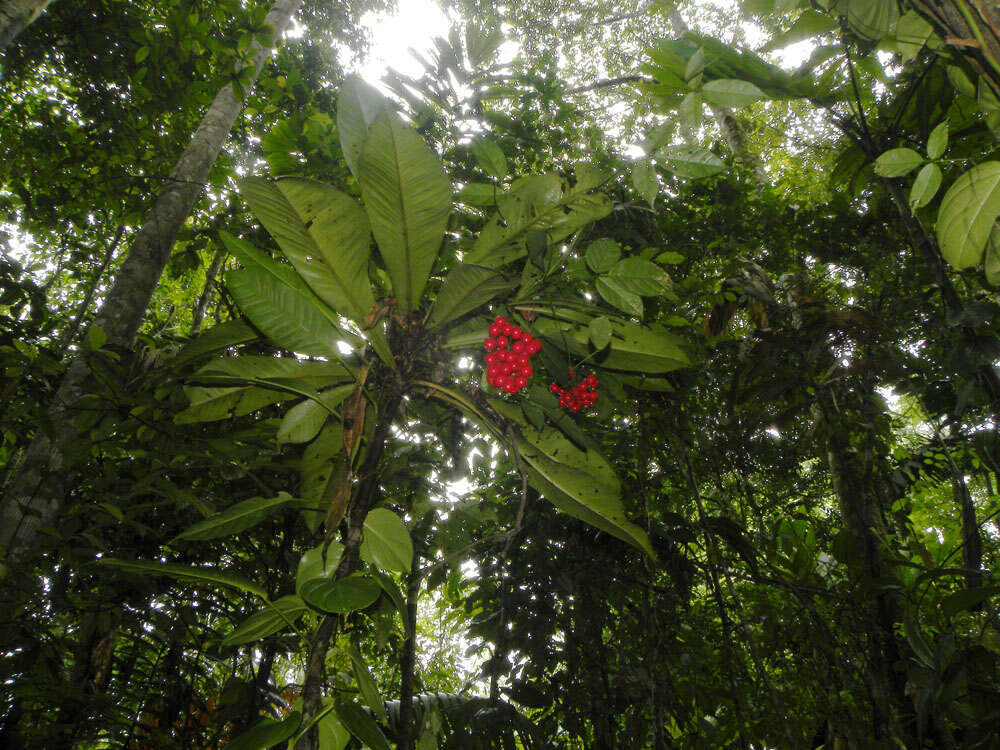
[3,0,1000,748]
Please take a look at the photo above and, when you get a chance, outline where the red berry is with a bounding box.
[530,340,542,354]
[512,341,527,355]
[484,338,497,351]
[495,316,507,326]
[523,364,533,378]
[503,380,519,394]
[488,324,501,337]
[568,367,575,377]
[549,383,560,394]
[511,326,523,338]
[514,376,527,390]
[497,336,508,349]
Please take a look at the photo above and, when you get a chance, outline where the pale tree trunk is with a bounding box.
[667,5,769,190]
[0,0,302,562]
[0,0,53,51]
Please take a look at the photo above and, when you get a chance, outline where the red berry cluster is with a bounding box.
[549,370,599,413]
[484,316,542,394]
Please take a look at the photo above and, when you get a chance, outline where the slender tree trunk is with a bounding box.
[56,225,124,359]
[396,561,421,750]
[0,0,302,563]
[0,0,53,51]
[190,246,226,335]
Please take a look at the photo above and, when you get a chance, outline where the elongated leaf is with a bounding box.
[927,121,949,160]
[171,319,258,368]
[173,492,300,542]
[586,238,621,273]
[596,277,643,317]
[99,559,267,599]
[174,385,291,424]
[940,586,1000,619]
[937,162,1000,269]
[701,78,765,108]
[896,10,933,62]
[199,356,350,382]
[219,231,304,291]
[348,643,388,724]
[360,508,413,573]
[227,713,302,750]
[472,139,507,179]
[359,113,452,312]
[606,257,672,296]
[428,264,512,328]
[873,147,923,178]
[296,542,345,594]
[589,316,612,350]
[846,0,897,42]
[278,384,354,444]
[301,573,380,613]
[334,700,391,750]
[514,426,654,557]
[536,317,690,373]
[239,177,375,323]
[632,160,658,205]
[909,163,942,211]
[458,182,499,206]
[986,225,1000,286]
[658,145,725,179]
[371,569,411,636]
[337,75,388,178]
[227,268,342,358]
[222,595,308,647]
[317,706,351,750]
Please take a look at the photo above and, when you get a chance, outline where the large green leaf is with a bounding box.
[171,319,258,368]
[239,177,375,322]
[227,267,342,359]
[606,257,672,296]
[359,112,452,312]
[937,162,1000,269]
[428,264,513,328]
[658,145,726,179]
[299,424,346,530]
[227,713,302,750]
[334,700,391,750]
[348,642,388,724]
[337,75,388,178]
[909,163,942,211]
[317,705,351,750]
[586,238,621,274]
[296,542,345,594]
[631,160,659,205]
[172,493,301,542]
[277,384,354,444]
[536,317,690,373]
[595,277,643,318]
[845,0,897,42]
[873,147,923,178]
[221,595,309,647]
[174,385,292,424]
[99,559,267,599]
[466,166,612,267]
[514,426,654,557]
[301,573,380,613]
[360,508,413,573]
[471,139,507,179]
[701,79,766,108]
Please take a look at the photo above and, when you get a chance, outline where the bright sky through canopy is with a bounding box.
[357,0,452,85]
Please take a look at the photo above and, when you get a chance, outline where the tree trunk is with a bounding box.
[906,0,1000,97]
[0,0,53,51]
[0,0,302,563]
[190,246,226,335]
[396,561,421,750]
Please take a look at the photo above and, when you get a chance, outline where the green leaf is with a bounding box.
[536,317,690,373]
[947,65,976,98]
[238,177,375,323]
[457,182,499,206]
[371,569,412,636]
[585,238,621,274]
[658,145,725,179]
[937,162,1000,269]
[334,700,391,750]
[87,325,106,351]
[471,139,507,179]
[845,0,898,41]
[896,10,933,62]
[873,148,924,178]
[296,542,345,594]
[631,160,659,206]
[428,265,513,328]
[348,642,388,724]
[174,385,290,424]
[514,425,654,557]
[172,493,301,542]
[985,225,1000,286]
[277,385,354,444]
[360,508,413,573]
[606,256,673,296]
[596,277,643,317]
[171,319,258,368]
[337,75,388,178]
[301,573,380,613]
[909,163,942,211]
[135,46,150,63]
[588,316,612,350]
[926,121,949,160]
[701,79,766,108]
[99,559,267,599]
[227,713,302,750]
[221,595,308,647]
[317,706,351,750]
[227,267,342,359]
[941,586,1000,619]
[359,113,452,313]
[762,11,837,51]
[678,91,702,133]
[684,46,706,81]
